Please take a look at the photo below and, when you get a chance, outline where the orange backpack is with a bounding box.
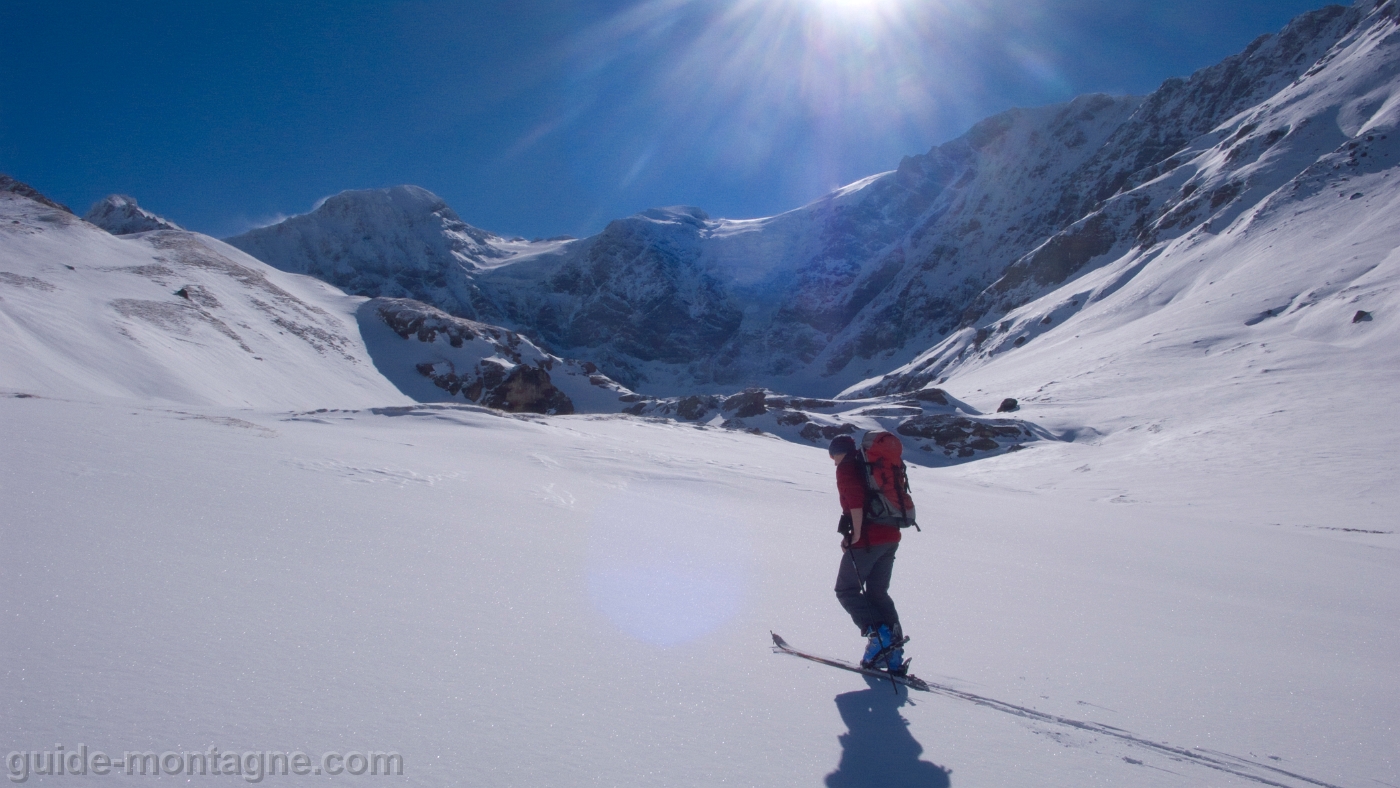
[858,431,919,529]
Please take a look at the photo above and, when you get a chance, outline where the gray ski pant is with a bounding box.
[834,541,901,634]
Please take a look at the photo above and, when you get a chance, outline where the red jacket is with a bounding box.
[836,454,900,548]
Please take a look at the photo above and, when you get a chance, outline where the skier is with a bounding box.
[829,435,906,674]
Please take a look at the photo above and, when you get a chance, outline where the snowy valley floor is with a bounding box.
[2,393,1395,787]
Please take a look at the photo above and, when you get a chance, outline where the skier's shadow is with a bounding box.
[824,677,951,788]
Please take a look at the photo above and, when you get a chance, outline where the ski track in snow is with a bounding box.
[914,676,1350,788]
[776,635,1353,788]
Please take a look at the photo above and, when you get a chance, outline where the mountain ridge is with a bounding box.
[0,178,1054,465]
[222,1,1394,397]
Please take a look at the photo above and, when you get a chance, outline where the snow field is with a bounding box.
[3,394,1394,786]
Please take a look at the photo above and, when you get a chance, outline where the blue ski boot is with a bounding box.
[860,626,884,668]
[885,623,907,674]
[885,642,906,675]
[861,624,894,669]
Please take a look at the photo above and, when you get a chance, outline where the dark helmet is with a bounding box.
[828,435,856,456]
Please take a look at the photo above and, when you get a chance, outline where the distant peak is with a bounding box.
[84,194,181,235]
[638,206,711,223]
[316,185,454,217]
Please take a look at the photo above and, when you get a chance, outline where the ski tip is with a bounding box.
[770,632,790,649]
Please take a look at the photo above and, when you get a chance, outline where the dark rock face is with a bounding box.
[371,298,581,416]
[1353,310,1373,323]
[676,394,720,421]
[482,366,574,415]
[800,422,857,442]
[172,284,221,309]
[855,371,944,398]
[897,415,1029,458]
[723,388,769,419]
[993,213,1116,294]
[379,298,508,350]
[998,398,1020,413]
[913,388,950,406]
[524,354,1053,466]
[774,410,810,426]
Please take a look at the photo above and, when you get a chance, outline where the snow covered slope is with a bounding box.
[848,0,1400,528]
[2,392,1394,788]
[225,185,573,318]
[226,1,1394,398]
[1,174,72,213]
[0,185,408,408]
[2,179,1052,461]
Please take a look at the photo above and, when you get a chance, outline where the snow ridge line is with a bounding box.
[915,680,1347,788]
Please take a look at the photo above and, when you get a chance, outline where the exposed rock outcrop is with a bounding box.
[84,195,183,235]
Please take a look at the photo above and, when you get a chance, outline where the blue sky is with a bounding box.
[1,0,1333,240]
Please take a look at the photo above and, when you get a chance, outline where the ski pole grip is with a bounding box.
[837,513,852,535]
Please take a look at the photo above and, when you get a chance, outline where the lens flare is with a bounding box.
[520,0,1075,215]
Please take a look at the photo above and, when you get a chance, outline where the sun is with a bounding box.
[804,0,908,22]
[555,0,949,195]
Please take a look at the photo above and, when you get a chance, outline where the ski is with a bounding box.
[770,632,930,692]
